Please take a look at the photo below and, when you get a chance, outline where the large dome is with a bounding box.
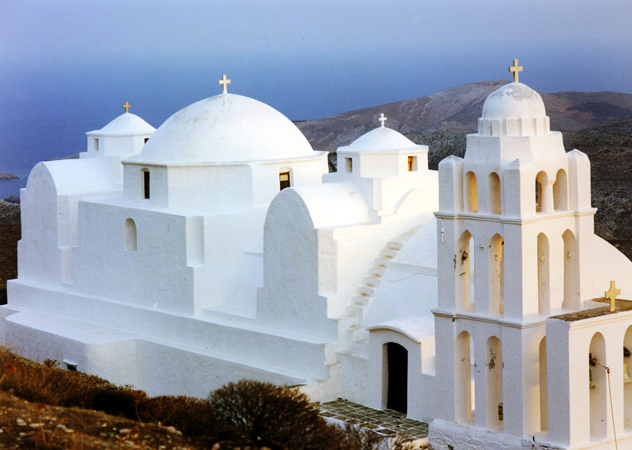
[482,82,546,120]
[134,94,314,164]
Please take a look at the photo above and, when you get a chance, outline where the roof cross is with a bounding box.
[122,102,131,113]
[509,59,523,83]
[218,74,231,94]
[379,113,387,127]
[605,280,621,312]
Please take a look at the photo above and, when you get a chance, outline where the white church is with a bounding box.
[4,63,632,450]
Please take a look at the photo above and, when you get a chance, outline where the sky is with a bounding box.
[0,0,631,180]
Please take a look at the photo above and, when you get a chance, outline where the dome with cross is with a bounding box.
[132,93,314,164]
[89,111,155,136]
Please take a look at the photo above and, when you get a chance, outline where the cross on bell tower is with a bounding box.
[509,59,523,83]
[379,113,387,127]
[605,280,621,312]
[122,102,131,113]
[218,74,231,94]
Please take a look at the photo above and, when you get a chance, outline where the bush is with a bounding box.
[138,395,219,437]
[208,380,351,450]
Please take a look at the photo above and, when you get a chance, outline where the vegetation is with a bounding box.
[0,348,408,449]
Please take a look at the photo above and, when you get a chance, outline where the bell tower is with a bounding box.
[432,64,595,441]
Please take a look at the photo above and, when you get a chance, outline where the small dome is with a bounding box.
[346,126,416,153]
[89,113,155,136]
[482,82,546,120]
[134,94,314,164]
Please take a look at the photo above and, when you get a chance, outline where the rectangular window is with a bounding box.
[345,157,353,173]
[143,170,150,199]
[279,171,291,190]
[408,156,417,171]
[94,138,99,151]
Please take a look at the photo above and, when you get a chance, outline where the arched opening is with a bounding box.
[485,336,503,431]
[489,234,504,316]
[124,219,137,251]
[538,233,550,315]
[624,327,632,432]
[279,171,291,190]
[456,331,475,424]
[539,337,548,432]
[385,343,408,414]
[488,172,501,214]
[589,332,607,441]
[563,230,579,310]
[466,171,478,212]
[457,231,474,311]
[535,171,548,213]
[553,169,568,211]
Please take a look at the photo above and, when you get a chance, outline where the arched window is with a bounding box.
[624,327,632,432]
[563,230,578,310]
[124,219,137,251]
[486,336,503,431]
[538,233,550,315]
[553,169,568,210]
[488,172,501,214]
[539,337,548,432]
[465,171,478,212]
[455,331,474,424]
[535,171,548,213]
[457,231,474,311]
[589,333,607,441]
[489,234,504,316]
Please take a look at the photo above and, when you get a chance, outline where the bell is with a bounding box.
[624,363,632,384]
[590,369,597,389]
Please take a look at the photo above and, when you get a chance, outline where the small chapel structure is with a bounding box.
[4,65,632,450]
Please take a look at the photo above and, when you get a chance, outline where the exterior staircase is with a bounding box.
[337,227,420,357]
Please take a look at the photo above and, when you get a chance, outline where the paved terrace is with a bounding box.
[318,398,429,443]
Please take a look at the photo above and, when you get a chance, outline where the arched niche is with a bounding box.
[457,231,474,311]
[465,171,478,212]
[455,331,474,424]
[589,332,607,441]
[538,233,550,315]
[539,337,548,432]
[485,336,503,431]
[563,230,579,310]
[624,327,632,432]
[124,218,137,251]
[488,172,501,214]
[553,169,568,211]
[535,171,548,213]
[489,234,504,316]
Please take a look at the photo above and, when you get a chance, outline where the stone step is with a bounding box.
[370,266,386,278]
[357,286,375,297]
[380,248,398,260]
[352,327,369,343]
[387,241,404,251]
[363,276,381,288]
[352,296,370,307]
[375,258,390,268]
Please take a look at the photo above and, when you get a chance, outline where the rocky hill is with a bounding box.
[298,81,632,152]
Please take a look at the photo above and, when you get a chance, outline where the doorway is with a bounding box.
[386,343,408,414]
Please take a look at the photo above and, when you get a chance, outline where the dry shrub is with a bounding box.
[208,380,351,450]
[91,385,147,419]
[138,395,219,437]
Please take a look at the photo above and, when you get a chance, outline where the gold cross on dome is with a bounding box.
[218,74,231,94]
[379,113,387,127]
[509,59,523,83]
[605,280,621,312]
[122,102,131,113]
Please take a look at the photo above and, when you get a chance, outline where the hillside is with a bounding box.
[297,81,632,152]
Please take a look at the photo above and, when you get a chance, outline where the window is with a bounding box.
[407,156,417,171]
[345,158,353,173]
[143,170,150,199]
[488,172,501,214]
[465,171,478,212]
[279,171,290,190]
[94,138,99,151]
[124,219,137,251]
[144,138,150,144]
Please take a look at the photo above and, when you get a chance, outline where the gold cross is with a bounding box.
[605,280,621,312]
[379,113,387,127]
[509,59,523,83]
[218,74,231,94]
[122,102,131,113]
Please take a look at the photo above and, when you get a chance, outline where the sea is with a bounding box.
[1,49,629,200]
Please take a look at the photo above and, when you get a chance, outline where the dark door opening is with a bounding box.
[386,342,408,414]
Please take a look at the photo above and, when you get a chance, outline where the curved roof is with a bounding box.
[343,126,418,153]
[88,113,155,136]
[131,94,314,164]
[481,82,546,120]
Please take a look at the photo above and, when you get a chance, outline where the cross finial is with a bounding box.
[122,102,131,113]
[509,59,523,83]
[605,280,621,312]
[218,74,231,94]
[379,113,387,127]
